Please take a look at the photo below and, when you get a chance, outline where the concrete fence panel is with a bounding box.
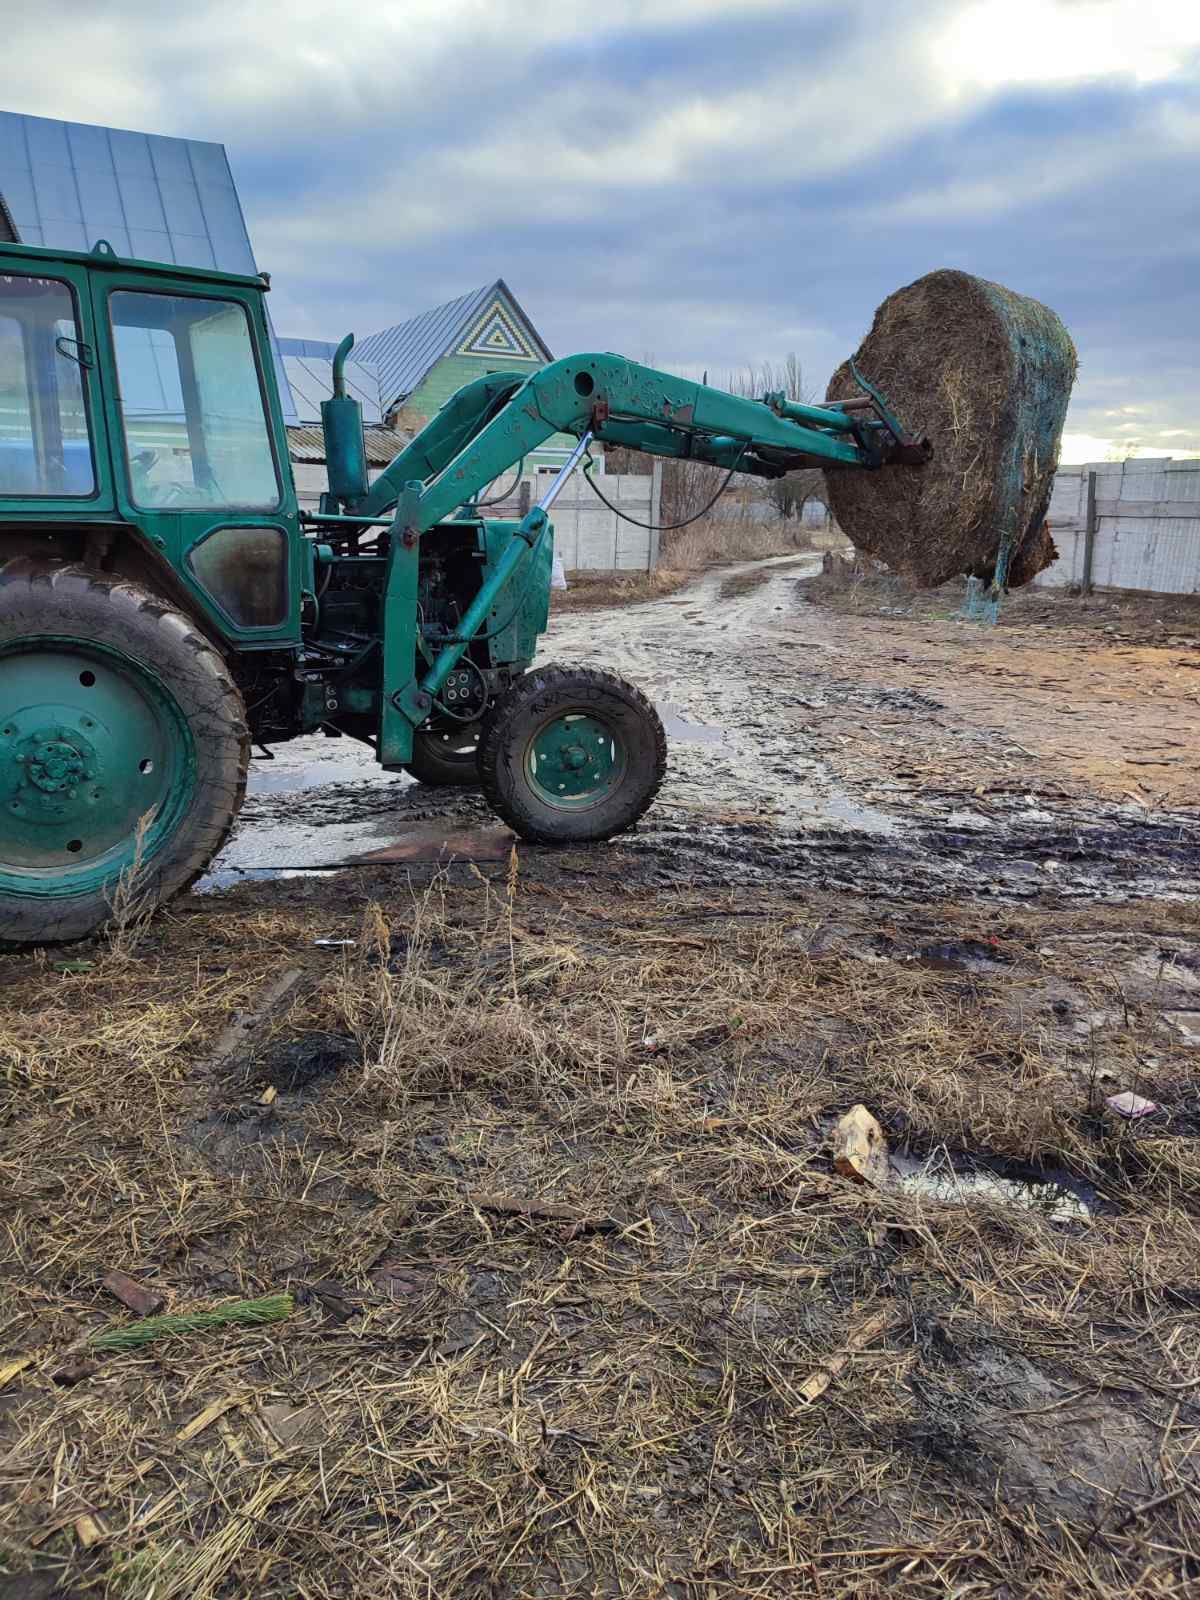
[292,460,664,573]
[1035,458,1200,594]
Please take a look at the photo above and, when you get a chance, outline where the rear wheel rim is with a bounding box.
[525,710,625,810]
[0,638,195,899]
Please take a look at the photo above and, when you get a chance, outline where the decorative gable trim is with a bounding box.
[458,297,539,362]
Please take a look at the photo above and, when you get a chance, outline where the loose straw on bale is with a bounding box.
[825,268,1077,589]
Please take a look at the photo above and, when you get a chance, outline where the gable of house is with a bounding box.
[353,280,551,425]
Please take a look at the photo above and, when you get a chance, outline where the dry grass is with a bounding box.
[0,876,1198,1597]
[551,568,690,613]
[801,565,1200,647]
[661,516,809,571]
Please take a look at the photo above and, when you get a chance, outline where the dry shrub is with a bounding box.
[662,516,808,570]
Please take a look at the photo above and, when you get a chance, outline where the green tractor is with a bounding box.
[0,238,928,944]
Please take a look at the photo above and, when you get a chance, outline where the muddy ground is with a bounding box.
[209,553,1200,907]
[1,557,1198,1598]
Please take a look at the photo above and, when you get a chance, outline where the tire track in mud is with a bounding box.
[544,558,1200,906]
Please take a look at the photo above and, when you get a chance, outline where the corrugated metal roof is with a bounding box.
[282,354,383,423]
[0,109,297,420]
[286,423,408,467]
[0,110,256,267]
[351,279,553,412]
[278,337,338,359]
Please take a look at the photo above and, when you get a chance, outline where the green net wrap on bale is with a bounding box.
[824,270,1077,589]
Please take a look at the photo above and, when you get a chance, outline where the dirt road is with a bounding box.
[210,554,1199,907]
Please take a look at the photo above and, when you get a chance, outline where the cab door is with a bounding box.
[90,273,301,648]
[0,256,114,514]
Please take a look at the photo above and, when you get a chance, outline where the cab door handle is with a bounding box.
[55,335,94,368]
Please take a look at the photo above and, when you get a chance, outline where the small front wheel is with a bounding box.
[479,664,665,844]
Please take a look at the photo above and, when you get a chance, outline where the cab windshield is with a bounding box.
[110,290,280,511]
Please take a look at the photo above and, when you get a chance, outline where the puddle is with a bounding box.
[352,823,515,865]
[195,734,431,889]
[247,758,404,796]
[1162,1009,1200,1045]
[656,702,728,747]
[889,1150,1092,1221]
[910,940,1010,973]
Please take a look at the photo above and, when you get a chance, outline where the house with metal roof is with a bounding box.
[279,279,581,480]
[353,280,551,424]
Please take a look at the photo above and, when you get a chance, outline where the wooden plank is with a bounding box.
[795,1307,904,1404]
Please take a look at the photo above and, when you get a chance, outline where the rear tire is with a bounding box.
[404,722,482,787]
[0,562,249,946]
[478,663,665,844]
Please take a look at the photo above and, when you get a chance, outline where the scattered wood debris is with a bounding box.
[832,1104,890,1187]
[102,1269,165,1317]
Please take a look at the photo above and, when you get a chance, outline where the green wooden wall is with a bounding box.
[399,355,579,470]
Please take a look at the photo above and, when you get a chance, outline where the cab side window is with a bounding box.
[0,275,95,498]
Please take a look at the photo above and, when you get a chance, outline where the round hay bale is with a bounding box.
[824,269,1077,588]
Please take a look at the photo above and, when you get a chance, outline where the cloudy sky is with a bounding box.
[3,0,1198,459]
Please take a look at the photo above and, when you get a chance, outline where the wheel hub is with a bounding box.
[527,713,624,806]
[23,730,93,794]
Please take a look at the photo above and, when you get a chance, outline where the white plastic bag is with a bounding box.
[551,550,568,591]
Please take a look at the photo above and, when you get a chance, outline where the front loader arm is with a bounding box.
[360,353,928,766]
[353,370,529,521]
[349,352,928,530]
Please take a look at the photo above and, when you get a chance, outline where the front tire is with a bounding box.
[0,562,249,946]
[479,663,665,844]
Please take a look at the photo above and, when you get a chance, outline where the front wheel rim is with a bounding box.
[525,710,626,810]
[0,638,195,899]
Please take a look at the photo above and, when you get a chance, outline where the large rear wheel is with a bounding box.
[478,663,665,844]
[0,563,249,946]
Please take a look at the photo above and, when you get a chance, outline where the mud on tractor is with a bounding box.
[0,239,929,944]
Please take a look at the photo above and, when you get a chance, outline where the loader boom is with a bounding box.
[315,349,930,765]
[312,348,928,768]
[348,352,927,529]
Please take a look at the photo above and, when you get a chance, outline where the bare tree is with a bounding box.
[729,352,809,407]
[727,354,826,522]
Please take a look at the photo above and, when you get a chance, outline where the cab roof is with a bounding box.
[0,236,270,293]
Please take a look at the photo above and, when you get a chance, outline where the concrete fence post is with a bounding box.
[1082,470,1097,593]
[648,460,664,571]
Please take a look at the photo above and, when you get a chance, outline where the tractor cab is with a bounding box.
[0,238,300,647]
